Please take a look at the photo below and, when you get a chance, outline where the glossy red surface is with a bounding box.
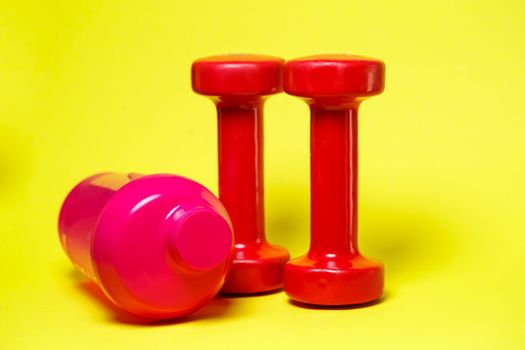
[284,54,384,98]
[283,54,385,305]
[192,54,284,96]
[193,54,290,294]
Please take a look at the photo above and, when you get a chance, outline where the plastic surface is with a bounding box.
[283,54,384,97]
[192,54,283,96]
[58,172,233,319]
[192,54,290,294]
[283,54,385,305]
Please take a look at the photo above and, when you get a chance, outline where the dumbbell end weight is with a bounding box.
[284,255,384,305]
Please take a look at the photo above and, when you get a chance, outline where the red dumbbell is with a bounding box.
[192,54,290,294]
[283,54,385,305]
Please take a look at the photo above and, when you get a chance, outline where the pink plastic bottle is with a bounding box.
[58,172,233,320]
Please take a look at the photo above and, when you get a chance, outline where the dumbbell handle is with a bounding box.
[310,104,359,256]
[217,100,265,244]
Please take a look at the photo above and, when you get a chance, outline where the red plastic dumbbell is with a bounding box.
[192,54,290,294]
[283,54,385,305]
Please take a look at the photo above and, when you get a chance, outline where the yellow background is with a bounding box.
[1,0,524,348]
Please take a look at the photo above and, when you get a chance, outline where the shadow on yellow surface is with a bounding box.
[361,202,458,287]
[71,271,239,326]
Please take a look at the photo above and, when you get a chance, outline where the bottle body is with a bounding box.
[58,173,135,281]
[58,172,234,319]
